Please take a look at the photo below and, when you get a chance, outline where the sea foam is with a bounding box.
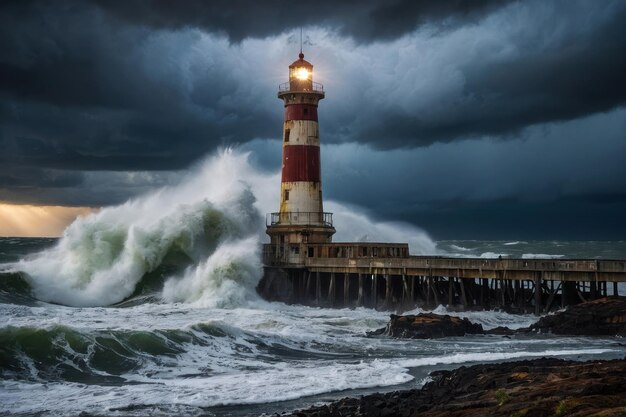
[521,253,565,259]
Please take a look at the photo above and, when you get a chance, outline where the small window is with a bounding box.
[284,129,290,142]
[308,247,315,257]
[284,190,289,201]
[292,245,299,254]
[303,107,308,116]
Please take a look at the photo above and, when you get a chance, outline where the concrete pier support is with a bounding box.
[401,274,409,307]
[384,274,391,308]
[480,278,488,308]
[590,280,598,299]
[328,272,336,305]
[544,281,560,313]
[357,274,364,306]
[303,271,310,300]
[344,273,350,306]
[460,278,468,307]
[316,272,321,304]
[534,273,542,316]
[372,274,378,309]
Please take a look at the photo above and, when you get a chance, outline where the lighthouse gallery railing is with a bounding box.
[278,81,324,93]
[267,212,333,227]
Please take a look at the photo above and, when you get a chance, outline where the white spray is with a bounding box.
[14,149,437,307]
[15,151,263,307]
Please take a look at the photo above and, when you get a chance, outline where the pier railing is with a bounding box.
[315,257,618,272]
[262,241,626,281]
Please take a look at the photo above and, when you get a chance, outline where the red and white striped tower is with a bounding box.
[266,51,335,253]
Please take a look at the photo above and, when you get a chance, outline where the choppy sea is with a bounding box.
[1,151,624,416]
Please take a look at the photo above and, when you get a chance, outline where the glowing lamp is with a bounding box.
[295,67,310,80]
[288,52,314,90]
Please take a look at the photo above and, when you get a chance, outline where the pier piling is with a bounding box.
[260,243,626,312]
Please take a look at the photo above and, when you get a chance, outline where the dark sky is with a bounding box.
[1,0,625,239]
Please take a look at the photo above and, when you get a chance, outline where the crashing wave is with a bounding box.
[12,151,263,307]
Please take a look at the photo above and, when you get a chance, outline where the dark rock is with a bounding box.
[531,297,626,336]
[375,313,485,339]
[484,326,517,335]
[365,327,386,336]
[372,297,626,340]
[281,357,626,417]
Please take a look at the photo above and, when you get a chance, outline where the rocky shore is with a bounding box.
[279,358,626,417]
[279,298,626,417]
[371,297,626,339]
[530,297,626,336]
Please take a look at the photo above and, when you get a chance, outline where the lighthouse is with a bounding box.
[266,51,335,262]
[258,50,623,314]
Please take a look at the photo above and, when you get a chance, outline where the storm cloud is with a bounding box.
[92,0,514,43]
[0,0,625,238]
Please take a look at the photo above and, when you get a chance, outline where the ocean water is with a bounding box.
[1,151,624,417]
[438,239,626,260]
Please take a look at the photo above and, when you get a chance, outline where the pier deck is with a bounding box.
[260,243,626,314]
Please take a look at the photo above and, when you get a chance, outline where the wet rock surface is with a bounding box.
[279,358,626,417]
[373,297,626,339]
[369,313,485,339]
[530,297,626,336]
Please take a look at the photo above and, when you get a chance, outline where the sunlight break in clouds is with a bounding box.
[0,204,94,237]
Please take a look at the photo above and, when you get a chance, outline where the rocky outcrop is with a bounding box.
[484,325,518,335]
[530,297,626,336]
[279,358,626,417]
[370,313,485,339]
[374,297,626,339]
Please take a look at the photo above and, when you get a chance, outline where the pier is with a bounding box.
[259,242,626,314]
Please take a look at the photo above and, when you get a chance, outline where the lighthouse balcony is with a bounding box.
[262,241,410,267]
[266,211,333,228]
[278,81,324,94]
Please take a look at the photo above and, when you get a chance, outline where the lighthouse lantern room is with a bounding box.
[266,51,335,263]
